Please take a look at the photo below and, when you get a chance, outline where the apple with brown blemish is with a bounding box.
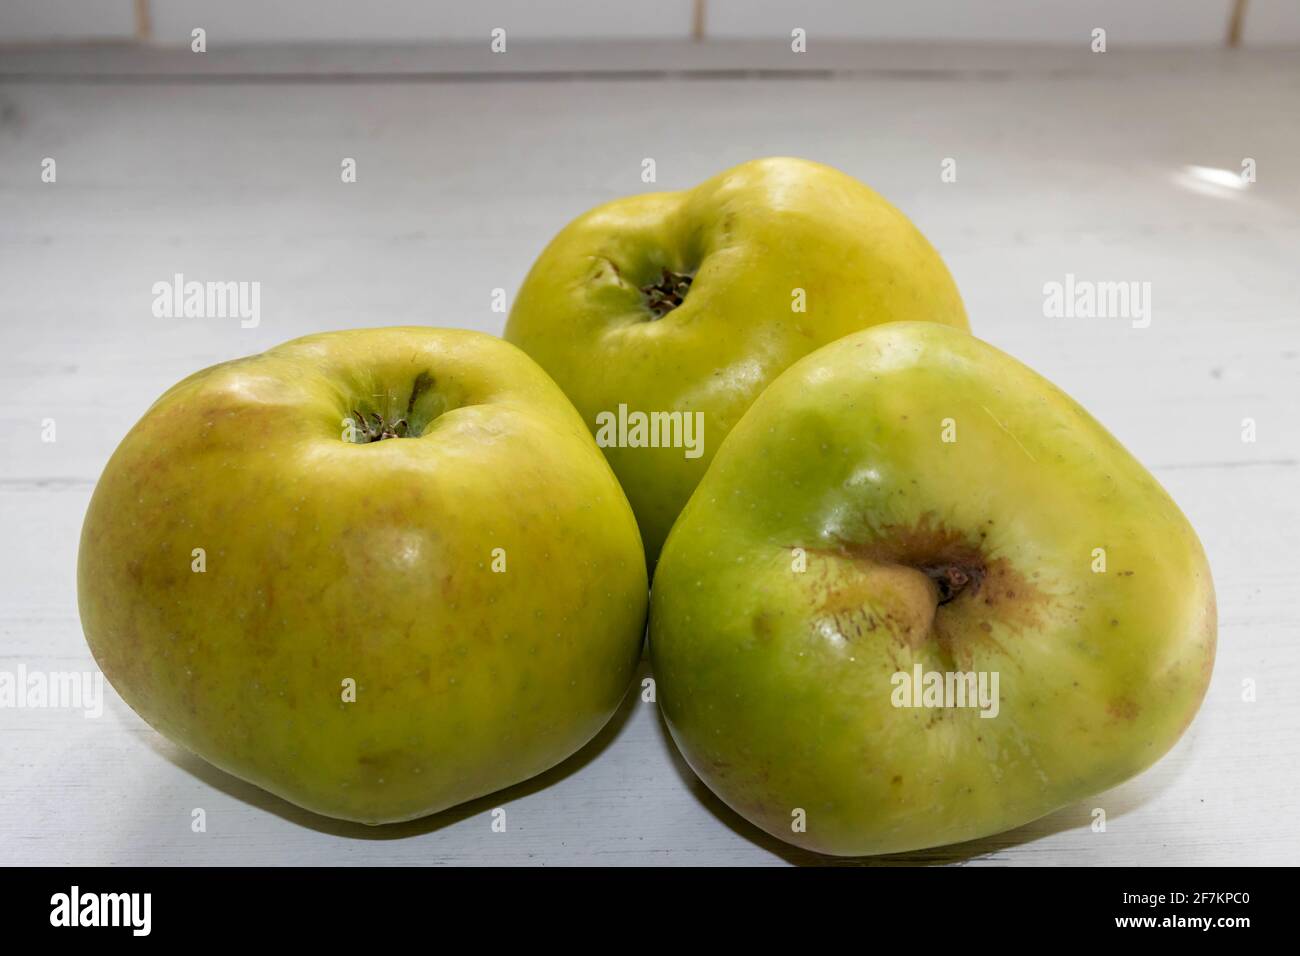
[78,327,647,824]
[649,322,1216,856]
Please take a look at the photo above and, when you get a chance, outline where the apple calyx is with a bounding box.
[350,409,411,442]
[347,371,438,443]
[641,267,694,319]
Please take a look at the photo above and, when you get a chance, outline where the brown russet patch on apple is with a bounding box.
[706,756,734,780]
[959,554,1051,633]
[1108,697,1140,722]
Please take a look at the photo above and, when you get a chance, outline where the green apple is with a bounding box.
[78,327,648,824]
[505,157,968,565]
[650,322,1216,856]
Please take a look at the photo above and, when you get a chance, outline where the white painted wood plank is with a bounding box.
[1242,0,1300,46]
[150,1,696,44]
[706,0,1234,46]
[1,43,1296,866]
[0,1,135,44]
[0,2,1243,48]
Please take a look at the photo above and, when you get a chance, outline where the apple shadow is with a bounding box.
[148,669,645,842]
[652,707,1192,867]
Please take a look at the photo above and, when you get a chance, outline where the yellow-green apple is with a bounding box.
[505,157,967,565]
[78,327,648,824]
[650,322,1216,856]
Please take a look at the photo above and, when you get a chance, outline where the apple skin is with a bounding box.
[78,327,648,824]
[649,322,1216,857]
[505,157,967,566]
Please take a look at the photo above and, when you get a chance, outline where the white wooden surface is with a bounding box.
[13,1,1296,46]
[1,42,1297,866]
